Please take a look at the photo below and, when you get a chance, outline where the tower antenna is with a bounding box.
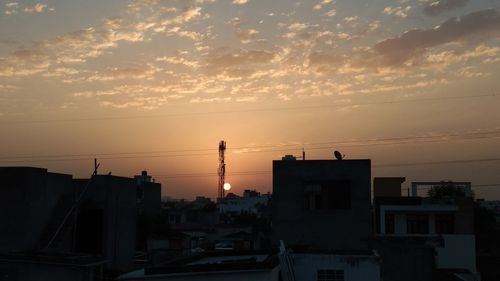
[218,140,226,201]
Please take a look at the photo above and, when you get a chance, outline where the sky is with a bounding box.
[1,0,500,200]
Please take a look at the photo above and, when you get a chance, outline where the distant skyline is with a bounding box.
[1,0,500,199]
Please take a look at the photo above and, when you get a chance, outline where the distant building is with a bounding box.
[272,158,372,250]
[373,178,479,281]
[166,197,219,232]
[135,170,161,217]
[410,181,473,197]
[217,189,270,215]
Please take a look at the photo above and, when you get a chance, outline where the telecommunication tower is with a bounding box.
[218,140,226,200]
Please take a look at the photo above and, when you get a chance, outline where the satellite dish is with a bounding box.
[334,150,343,160]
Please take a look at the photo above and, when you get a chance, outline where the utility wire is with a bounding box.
[0,93,496,125]
[150,157,500,179]
[1,129,499,162]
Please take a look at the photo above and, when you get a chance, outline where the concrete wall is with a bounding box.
[435,234,477,274]
[373,177,405,197]
[373,237,435,281]
[0,167,73,253]
[272,160,371,250]
[291,253,380,281]
[78,175,137,271]
[138,182,162,217]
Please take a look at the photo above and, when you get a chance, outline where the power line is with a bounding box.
[1,129,499,162]
[150,157,500,179]
[0,93,496,125]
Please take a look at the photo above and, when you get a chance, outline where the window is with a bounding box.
[385,213,395,234]
[317,270,344,281]
[407,214,429,234]
[304,181,351,210]
[435,214,455,234]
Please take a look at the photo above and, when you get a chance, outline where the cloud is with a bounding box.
[313,0,333,10]
[0,84,18,91]
[344,16,359,22]
[288,23,308,32]
[373,9,500,67]
[232,0,248,5]
[325,9,336,17]
[424,45,500,69]
[236,28,259,44]
[156,55,200,69]
[383,6,411,18]
[228,17,260,44]
[164,6,201,25]
[424,0,468,16]
[166,27,204,41]
[24,3,47,13]
[190,97,231,103]
[204,48,276,77]
[306,51,345,72]
[86,64,160,82]
[5,2,19,15]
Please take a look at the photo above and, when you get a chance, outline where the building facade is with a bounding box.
[272,159,372,250]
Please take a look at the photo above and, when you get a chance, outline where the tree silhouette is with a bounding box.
[427,181,468,199]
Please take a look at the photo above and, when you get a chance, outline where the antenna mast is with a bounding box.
[218,140,226,201]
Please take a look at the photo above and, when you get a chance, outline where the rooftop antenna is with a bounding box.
[93,158,100,175]
[334,150,344,160]
[218,140,226,201]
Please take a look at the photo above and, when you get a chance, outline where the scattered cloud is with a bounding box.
[24,3,47,13]
[232,0,248,5]
[157,54,200,69]
[325,9,336,17]
[228,17,260,44]
[86,64,160,82]
[4,2,19,15]
[383,6,412,18]
[423,0,469,16]
[373,9,500,67]
[313,0,333,10]
[344,16,359,22]
[288,23,308,32]
[236,28,259,44]
[204,48,276,78]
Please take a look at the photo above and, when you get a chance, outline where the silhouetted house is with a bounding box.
[73,175,138,271]
[0,167,75,253]
[135,171,161,217]
[272,158,372,250]
[272,157,380,281]
[373,178,479,281]
[0,167,108,280]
